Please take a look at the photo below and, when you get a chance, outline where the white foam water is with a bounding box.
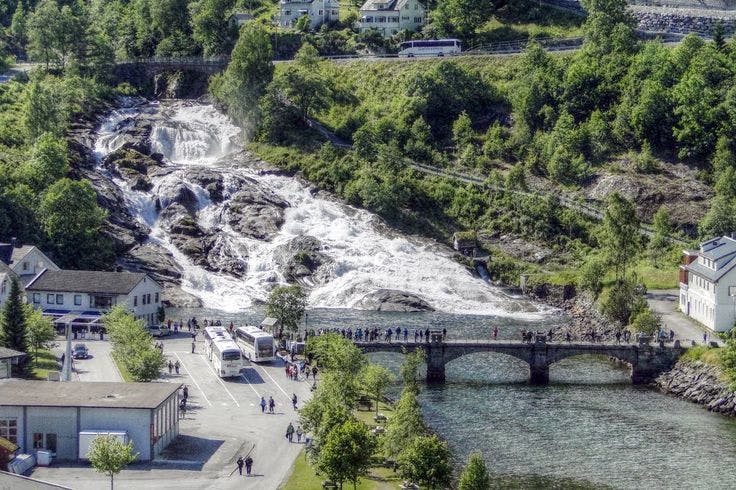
[94,101,544,318]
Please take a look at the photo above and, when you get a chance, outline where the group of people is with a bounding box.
[285,422,304,443]
[167,360,181,375]
[178,385,189,417]
[311,326,448,343]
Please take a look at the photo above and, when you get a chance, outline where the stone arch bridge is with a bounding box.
[113,57,230,82]
[356,333,684,385]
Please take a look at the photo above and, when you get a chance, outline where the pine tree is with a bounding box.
[1,278,29,354]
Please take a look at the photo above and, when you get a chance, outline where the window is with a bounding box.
[134,296,138,307]
[74,295,82,306]
[47,294,55,304]
[154,293,159,304]
[318,9,323,15]
[56,294,63,305]
[0,418,18,444]
[33,293,40,304]
[23,262,28,271]
[33,433,43,449]
[147,293,151,304]
[414,16,422,23]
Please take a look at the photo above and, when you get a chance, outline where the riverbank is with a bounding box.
[656,357,736,416]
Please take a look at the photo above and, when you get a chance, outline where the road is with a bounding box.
[647,289,721,346]
[33,333,313,489]
[0,62,36,83]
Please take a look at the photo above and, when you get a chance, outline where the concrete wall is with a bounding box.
[152,393,180,457]
[26,407,77,460]
[80,408,151,461]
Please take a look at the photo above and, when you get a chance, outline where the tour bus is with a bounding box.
[398,39,462,57]
[235,325,276,363]
[203,326,245,378]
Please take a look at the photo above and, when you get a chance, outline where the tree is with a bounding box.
[103,306,165,382]
[383,390,426,458]
[458,452,492,490]
[433,0,495,37]
[648,207,672,266]
[699,195,736,239]
[452,111,474,150]
[316,420,377,490]
[598,193,641,281]
[580,0,636,54]
[578,256,606,297]
[600,278,645,325]
[10,1,28,54]
[25,305,56,363]
[266,285,307,334]
[361,364,395,415]
[87,435,138,490]
[23,132,70,191]
[191,0,237,57]
[399,349,425,395]
[27,0,85,70]
[307,333,366,376]
[0,278,29,356]
[211,22,273,138]
[274,44,333,120]
[397,435,453,490]
[23,81,67,140]
[630,307,660,335]
[38,178,109,268]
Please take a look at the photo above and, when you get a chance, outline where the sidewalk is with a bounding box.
[647,289,721,346]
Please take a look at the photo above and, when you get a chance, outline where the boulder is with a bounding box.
[273,236,332,285]
[163,286,203,308]
[189,168,225,202]
[117,243,182,285]
[357,289,434,312]
[156,181,200,213]
[225,179,288,240]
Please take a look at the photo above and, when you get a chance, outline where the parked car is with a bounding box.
[72,343,88,359]
[148,325,171,337]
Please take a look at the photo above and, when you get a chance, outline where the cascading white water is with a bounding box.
[94,101,544,317]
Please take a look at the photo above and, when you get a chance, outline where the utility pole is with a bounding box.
[62,323,72,381]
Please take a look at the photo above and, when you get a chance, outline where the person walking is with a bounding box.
[286,422,295,442]
[268,396,275,414]
[168,360,173,374]
[236,456,244,476]
[174,360,180,375]
[312,366,318,380]
[296,425,303,443]
[182,385,188,400]
[292,393,298,410]
[245,455,253,476]
[260,396,267,413]
[493,326,498,340]
[703,332,708,344]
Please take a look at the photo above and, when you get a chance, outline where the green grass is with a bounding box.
[681,345,723,366]
[634,262,679,290]
[28,349,59,380]
[112,355,134,382]
[354,400,395,428]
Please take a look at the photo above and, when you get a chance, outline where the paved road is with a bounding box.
[52,335,122,382]
[33,333,313,489]
[0,63,36,83]
[647,289,721,346]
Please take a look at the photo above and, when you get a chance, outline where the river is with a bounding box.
[94,101,736,489]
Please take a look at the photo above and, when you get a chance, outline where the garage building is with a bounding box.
[0,380,181,461]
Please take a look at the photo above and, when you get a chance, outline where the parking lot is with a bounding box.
[35,333,313,489]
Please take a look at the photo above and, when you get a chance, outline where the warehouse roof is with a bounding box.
[0,347,25,360]
[0,380,180,409]
[25,270,154,294]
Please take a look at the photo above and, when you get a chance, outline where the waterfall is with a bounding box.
[94,100,544,318]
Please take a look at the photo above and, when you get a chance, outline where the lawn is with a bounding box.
[28,349,59,380]
[634,261,679,290]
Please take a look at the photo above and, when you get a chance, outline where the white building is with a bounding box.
[0,262,20,308]
[679,235,736,332]
[279,0,340,30]
[0,380,181,461]
[0,240,59,286]
[356,0,426,38]
[25,270,163,328]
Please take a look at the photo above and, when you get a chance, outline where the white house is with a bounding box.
[0,240,59,286]
[0,262,20,308]
[356,0,426,38]
[25,270,163,329]
[679,235,736,332]
[279,0,340,30]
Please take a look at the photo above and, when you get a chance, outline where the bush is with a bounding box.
[578,257,606,296]
[629,306,660,335]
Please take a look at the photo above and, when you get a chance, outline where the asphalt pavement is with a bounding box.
[33,333,313,489]
[647,289,721,346]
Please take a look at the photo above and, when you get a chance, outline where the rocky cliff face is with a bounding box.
[656,360,736,416]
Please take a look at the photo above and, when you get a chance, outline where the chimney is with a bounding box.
[10,237,20,248]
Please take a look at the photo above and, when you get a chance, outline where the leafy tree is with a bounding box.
[103,306,165,382]
[580,0,636,54]
[316,420,377,490]
[23,81,67,140]
[578,256,606,297]
[22,132,69,190]
[458,452,492,490]
[383,389,426,458]
[598,193,641,281]
[300,372,359,447]
[27,0,85,70]
[25,305,56,363]
[712,135,736,177]
[266,284,307,333]
[307,333,366,376]
[433,0,495,37]
[87,435,138,490]
[634,141,658,174]
[274,44,333,120]
[699,195,736,239]
[191,0,237,57]
[0,278,29,357]
[452,111,474,149]
[483,121,505,160]
[361,363,395,415]
[399,349,425,395]
[648,207,672,265]
[10,1,28,54]
[600,278,645,324]
[630,307,660,335]
[397,434,453,490]
[712,21,726,51]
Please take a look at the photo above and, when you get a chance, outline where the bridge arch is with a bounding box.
[443,350,530,383]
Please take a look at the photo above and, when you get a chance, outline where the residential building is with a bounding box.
[0,262,20,308]
[356,0,426,37]
[0,240,59,286]
[233,11,254,27]
[679,234,736,331]
[279,0,340,30]
[25,270,163,329]
[0,348,26,380]
[0,380,181,461]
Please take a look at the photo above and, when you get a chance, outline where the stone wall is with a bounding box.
[633,6,736,35]
[655,360,736,416]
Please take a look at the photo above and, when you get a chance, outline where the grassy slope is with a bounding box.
[29,349,59,380]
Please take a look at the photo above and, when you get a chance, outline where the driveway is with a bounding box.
[647,289,721,346]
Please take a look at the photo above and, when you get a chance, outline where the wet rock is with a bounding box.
[160,204,203,238]
[225,179,288,240]
[357,289,435,312]
[656,360,736,417]
[157,182,200,214]
[188,168,225,202]
[273,236,332,285]
[117,243,182,284]
[163,286,203,308]
[202,235,247,277]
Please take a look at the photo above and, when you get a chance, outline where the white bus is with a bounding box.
[398,39,462,57]
[235,326,275,363]
[203,326,245,378]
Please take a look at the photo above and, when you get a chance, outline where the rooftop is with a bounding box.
[26,270,152,295]
[0,243,35,268]
[0,347,26,360]
[0,380,180,409]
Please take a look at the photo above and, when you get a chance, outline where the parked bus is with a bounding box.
[398,39,462,57]
[235,326,275,363]
[203,326,245,377]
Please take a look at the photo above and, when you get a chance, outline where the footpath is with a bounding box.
[646,289,722,346]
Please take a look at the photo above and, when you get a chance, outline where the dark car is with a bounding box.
[72,343,88,359]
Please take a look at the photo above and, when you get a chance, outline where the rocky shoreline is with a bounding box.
[655,360,736,416]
